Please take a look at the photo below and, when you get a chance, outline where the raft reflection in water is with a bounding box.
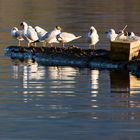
[10,59,140,121]
[110,70,140,94]
[11,59,140,95]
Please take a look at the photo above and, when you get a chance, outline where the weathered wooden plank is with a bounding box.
[111,40,140,61]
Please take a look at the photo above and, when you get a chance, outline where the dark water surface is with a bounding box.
[0,0,140,139]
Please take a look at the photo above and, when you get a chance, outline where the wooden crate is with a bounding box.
[111,40,140,61]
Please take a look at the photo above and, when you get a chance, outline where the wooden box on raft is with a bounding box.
[111,40,140,61]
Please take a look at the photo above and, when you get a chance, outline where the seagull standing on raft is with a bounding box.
[56,32,82,47]
[106,29,128,41]
[11,27,24,46]
[105,29,118,41]
[86,26,99,49]
[20,22,39,47]
[128,32,140,41]
[34,26,48,46]
[40,26,62,46]
[34,26,47,40]
[106,25,128,41]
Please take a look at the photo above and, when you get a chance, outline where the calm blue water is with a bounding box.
[1,0,140,139]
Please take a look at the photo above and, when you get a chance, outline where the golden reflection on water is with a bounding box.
[90,70,140,120]
[12,59,47,103]
[48,66,77,81]
[12,59,45,80]
[11,60,140,96]
[91,70,99,91]
[90,70,111,97]
[130,74,140,94]
[10,60,140,121]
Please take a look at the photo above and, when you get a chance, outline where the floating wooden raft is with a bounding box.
[4,46,140,76]
[111,40,140,61]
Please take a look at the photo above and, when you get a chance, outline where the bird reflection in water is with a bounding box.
[91,70,99,94]
[12,58,46,80]
[90,70,111,120]
[47,66,77,94]
[11,59,46,103]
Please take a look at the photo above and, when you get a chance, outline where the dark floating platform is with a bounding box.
[5,45,140,77]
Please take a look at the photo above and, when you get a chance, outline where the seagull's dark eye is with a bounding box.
[128,32,131,36]
[20,23,23,26]
[90,29,93,34]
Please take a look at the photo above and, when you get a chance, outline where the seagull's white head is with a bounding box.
[90,26,97,34]
[90,26,96,31]
[12,27,18,31]
[20,22,28,29]
[108,29,116,34]
[55,26,62,31]
[35,26,41,33]
[128,32,135,37]
[131,32,135,36]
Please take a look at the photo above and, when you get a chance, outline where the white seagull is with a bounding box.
[86,26,99,49]
[106,28,128,41]
[11,27,24,46]
[34,26,47,40]
[56,32,82,47]
[20,22,39,47]
[106,29,118,41]
[40,26,62,46]
[34,26,48,46]
[128,32,140,41]
[116,30,128,41]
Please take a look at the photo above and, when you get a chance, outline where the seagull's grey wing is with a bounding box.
[133,36,140,40]
[40,32,49,41]
[41,31,56,41]
[14,32,20,38]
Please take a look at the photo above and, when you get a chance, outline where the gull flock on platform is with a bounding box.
[11,22,140,49]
